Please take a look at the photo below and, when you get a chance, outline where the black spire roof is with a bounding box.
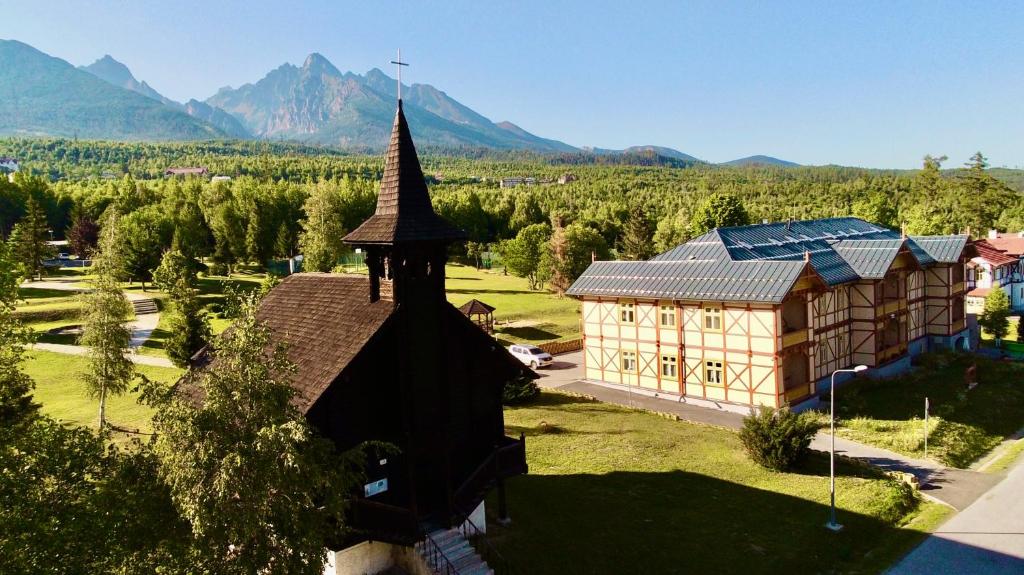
[343,101,466,245]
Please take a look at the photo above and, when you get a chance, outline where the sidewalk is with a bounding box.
[31,342,175,368]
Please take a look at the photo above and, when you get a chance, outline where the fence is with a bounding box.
[538,338,582,356]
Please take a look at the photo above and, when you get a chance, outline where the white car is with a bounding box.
[508,344,553,369]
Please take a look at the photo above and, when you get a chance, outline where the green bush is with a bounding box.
[866,478,918,525]
[13,307,81,323]
[503,374,540,405]
[739,406,823,471]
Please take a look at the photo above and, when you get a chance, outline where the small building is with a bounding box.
[0,157,18,173]
[966,230,1024,313]
[557,173,577,185]
[163,167,209,177]
[458,299,496,334]
[567,218,972,412]
[499,177,536,189]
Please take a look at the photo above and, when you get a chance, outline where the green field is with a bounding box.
[487,392,947,574]
[22,350,183,435]
[443,264,580,344]
[817,352,1024,468]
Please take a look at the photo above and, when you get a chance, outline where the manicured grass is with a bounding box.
[22,350,183,434]
[444,264,579,344]
[981,316,1020,343]
[819,352,1024,468]
[487,392,937,574]
[984,439,1024,474]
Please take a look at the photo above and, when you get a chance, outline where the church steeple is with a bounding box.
[343,101,466,303]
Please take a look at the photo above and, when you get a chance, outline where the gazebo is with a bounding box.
[458,299,496,334]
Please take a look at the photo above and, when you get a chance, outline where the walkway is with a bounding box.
[21,279,168,366]
[31,342,175,368]
[887,458,1024,574]
[536,349,1001,510]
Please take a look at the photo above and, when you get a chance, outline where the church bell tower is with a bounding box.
[342,100,466,305]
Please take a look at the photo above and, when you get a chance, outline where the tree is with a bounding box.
[10,196,51,281]
[0,240,38,429]
[80,218,136,429]
[499,223,550,290]
[544,219,609,294]
[66,211,100,259]
[508,193,546,237]
[164,282,211,369]
[148,292,362,574]
[653,208,690,252]
[690,193,750,235]
[851,191,897,228]
[621,205,654,260]
[979,286,1011,343]
[298,181,346,272]
[153,249,198,293]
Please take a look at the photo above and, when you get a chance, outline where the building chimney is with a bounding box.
[988,229,999,239]
[762,218,769,225]
[1018,231,1024,239]
[786,218,792,231]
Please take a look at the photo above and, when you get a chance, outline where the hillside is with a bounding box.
[0,40,228,141]
[722,155,800,167]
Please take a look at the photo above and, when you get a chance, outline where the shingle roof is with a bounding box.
[253,274,396,411]
[569,217,969,303]
[985,234,1024,257]
[343,101,466,245]
[458,299,495,315]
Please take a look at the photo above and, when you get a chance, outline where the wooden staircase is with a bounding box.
[416,527,493,575]
[131,298,158,315]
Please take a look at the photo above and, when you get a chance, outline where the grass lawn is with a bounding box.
[22,350,183,435]
[487,392,945,574]
[984,438,1024,474]
[444,264,579,344]
[817,352,1024,468]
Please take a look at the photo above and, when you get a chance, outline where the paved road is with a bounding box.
[887,458,1024,574]
[30,342,175,368]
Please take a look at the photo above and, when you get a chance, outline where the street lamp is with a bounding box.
[826,364,867,532]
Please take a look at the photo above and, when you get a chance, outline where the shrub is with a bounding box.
[866,478,918,525]
[739,406,823,471]
[503,374,540,405]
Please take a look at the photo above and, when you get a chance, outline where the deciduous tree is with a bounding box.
[690,193,750,235]
[979,287,1011,343]
[298,181,347,272]
[149,293,363,574]
[499,223,550,290]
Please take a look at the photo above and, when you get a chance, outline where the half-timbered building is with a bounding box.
[567,218,972,410]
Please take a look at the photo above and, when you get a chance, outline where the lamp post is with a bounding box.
[826,364,867,532]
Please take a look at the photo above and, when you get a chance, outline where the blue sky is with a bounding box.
[5,0,1023,168]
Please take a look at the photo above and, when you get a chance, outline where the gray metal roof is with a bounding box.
[565,259,807,303]
[568,217,969,303]
[909,235,969,263]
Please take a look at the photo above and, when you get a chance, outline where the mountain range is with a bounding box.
[0,38,799,165]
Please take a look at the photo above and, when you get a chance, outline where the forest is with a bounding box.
[2,138,1022,289]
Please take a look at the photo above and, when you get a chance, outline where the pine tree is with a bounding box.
[80,215,136,429]
[0,240,38,429]
[621,205,654,260]
[163,281,210,369]
[10,197,51,281]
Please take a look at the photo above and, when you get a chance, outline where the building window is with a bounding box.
[977,268,987,282]
[659,304,676,327]
[619,302,635,324]
[703,305,722,331]
[621,350,637,372]
[705,360,724,385]
[661,354,677,378]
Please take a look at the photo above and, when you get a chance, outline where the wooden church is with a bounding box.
[242,100,534,567]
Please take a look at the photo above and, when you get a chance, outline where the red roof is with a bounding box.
[967,287,991,298]
[971,240,1018,266]
[985,234,1024,257]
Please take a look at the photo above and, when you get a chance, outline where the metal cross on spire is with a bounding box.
[390,49,408,101]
